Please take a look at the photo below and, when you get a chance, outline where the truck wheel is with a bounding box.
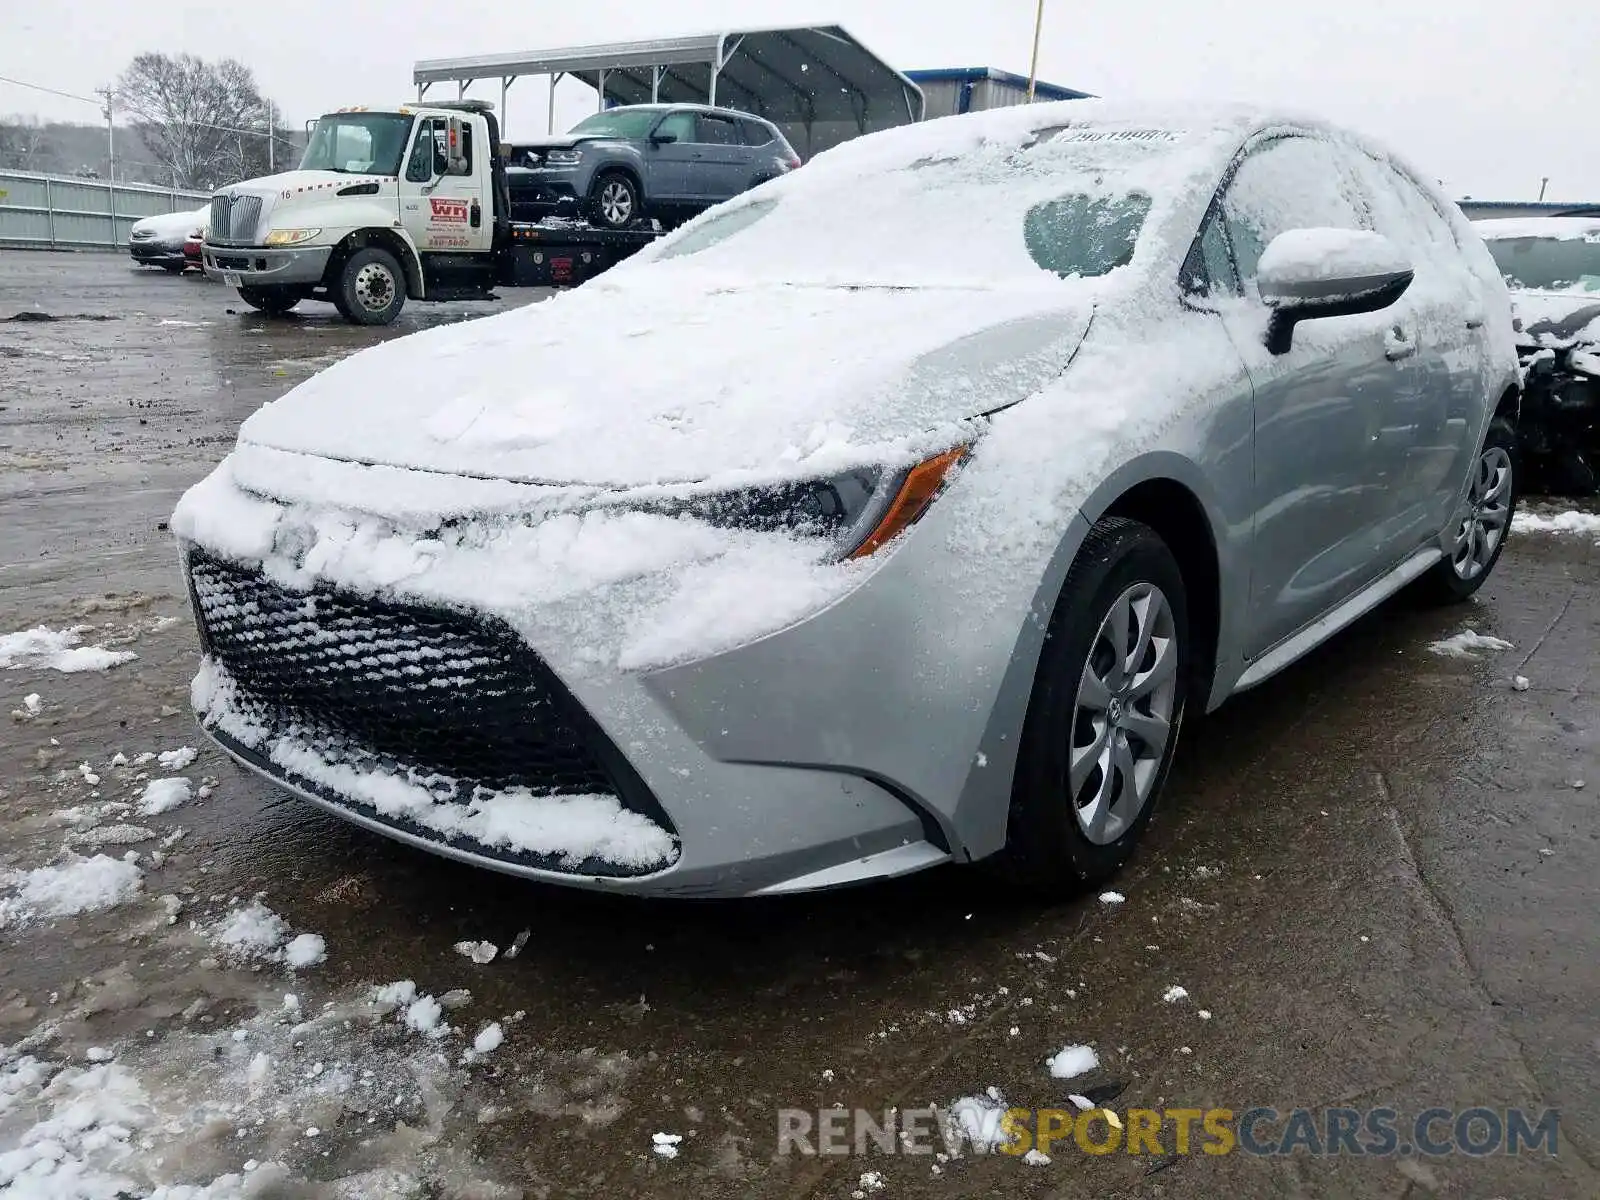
[333,247,406,326]
[237,286,300,315]
[589,172,640,229]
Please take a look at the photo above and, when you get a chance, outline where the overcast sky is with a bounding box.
[4,0,1595,200]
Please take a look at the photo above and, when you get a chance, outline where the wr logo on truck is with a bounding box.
[429,198,470,223]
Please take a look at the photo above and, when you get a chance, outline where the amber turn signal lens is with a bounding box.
[847,445,970,559]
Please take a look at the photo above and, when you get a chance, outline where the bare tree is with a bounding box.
[0,116,55,172]
[114,53,282,190]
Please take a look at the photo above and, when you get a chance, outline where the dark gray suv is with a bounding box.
[506,104,802,230]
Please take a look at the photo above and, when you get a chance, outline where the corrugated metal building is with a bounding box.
[904,67,1092,118]
[1457,199,1600,220]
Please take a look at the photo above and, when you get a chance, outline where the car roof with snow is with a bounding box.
[1475,216,1600,241]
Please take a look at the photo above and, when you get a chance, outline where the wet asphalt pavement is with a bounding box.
[1,252,1598,1198]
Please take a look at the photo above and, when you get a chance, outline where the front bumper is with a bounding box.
[130,239,185,265]
[202,242,332,287]
[507,166,588,219]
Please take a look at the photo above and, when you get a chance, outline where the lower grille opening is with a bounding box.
[186,551,674,863]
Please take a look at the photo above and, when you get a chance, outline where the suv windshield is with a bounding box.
[568,109,665,139]
[300,113,413,175]
[1485,233,1600,293]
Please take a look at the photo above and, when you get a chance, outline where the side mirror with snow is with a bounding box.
[1256,228,1414,354]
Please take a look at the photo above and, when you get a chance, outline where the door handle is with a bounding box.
[1465,316,1485,329]
[1385,326,1417,361]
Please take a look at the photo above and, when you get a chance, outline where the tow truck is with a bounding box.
[199,100,657,325]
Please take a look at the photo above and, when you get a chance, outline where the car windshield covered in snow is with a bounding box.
[649,122,1187,286]
[1483,229,1600,293]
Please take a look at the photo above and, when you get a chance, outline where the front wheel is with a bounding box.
[588,172,641,229]
[998,517,1190,894]
[333,247,406,326]
[237,286,301,315]
[1413,416,1517,605]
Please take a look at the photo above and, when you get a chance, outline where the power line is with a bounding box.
[0,71,292,141]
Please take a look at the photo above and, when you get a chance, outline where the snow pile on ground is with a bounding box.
[651,1131,683,1159]
[138,777,193,816]
[453,940,498,965]
[0,853,143,926]
[158,746,199,771]
[1428,630,1514,659]
[944,1088,1013,1153]
[1046,1043,1099,1079]
[209,900,326,971]
[1513,509,1600,537]
[0,625,137,673]
[193,658,679,871]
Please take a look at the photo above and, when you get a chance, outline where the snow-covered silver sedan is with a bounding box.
[173,101,1520,897]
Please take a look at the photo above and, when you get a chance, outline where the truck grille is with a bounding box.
[208,193,264,245]
[186,551,663,822]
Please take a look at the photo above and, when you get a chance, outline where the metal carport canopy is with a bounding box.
[413,25,926,157]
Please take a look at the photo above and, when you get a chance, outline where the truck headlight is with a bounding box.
[264,228,323,246]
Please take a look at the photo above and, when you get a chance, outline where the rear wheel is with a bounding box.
[999,517,1190,894]
[1413,416,1517,605]
[588,172,641,229]
[236,286,301,315]
[333,247,405,326]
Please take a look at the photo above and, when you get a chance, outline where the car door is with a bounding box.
[1351,153,1492,533]
[688,113,750,201]
[1210,134,1420,659]
[641,110,699,203]
[400,116,491,254]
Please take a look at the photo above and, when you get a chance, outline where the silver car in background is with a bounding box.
[172,101,1519,898]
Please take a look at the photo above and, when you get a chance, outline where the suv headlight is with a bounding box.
[544,150,583,166]
[657,445,970,560]
[264,228,322,246]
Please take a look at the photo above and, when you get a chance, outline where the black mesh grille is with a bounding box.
[187,551,651,809]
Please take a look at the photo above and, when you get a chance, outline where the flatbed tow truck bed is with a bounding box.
[502,219,662,288]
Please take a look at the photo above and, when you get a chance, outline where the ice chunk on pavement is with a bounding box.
[1046,1044,1099,1079]
[1512,675,1531,692]
[23,693,42,715]
[1427,630,1512,659]
[157,746,198,771]
[472,1022,504,1056]
[283,932,327,969]
[213,900,290,960]
[404,994,448,1039]
[945,1088,1011,1152]
[138,777,193,816]
[652,1131,684,1158]
[1163,985,1189,1003]
[1022,1148,1052,1165]
[454,939,499,964]
[1098,890,1125,904]
[0,624,138,672]
[0,853,143,925]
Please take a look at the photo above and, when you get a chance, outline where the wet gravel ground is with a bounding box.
[2,252,1598,1198]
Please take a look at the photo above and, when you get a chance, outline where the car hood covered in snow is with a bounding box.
[1510,288,1600,350]
[238,275,1094,491]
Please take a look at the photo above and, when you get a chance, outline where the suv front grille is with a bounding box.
[186,551,661,819]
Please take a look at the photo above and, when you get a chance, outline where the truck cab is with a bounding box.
[202,101,646,324]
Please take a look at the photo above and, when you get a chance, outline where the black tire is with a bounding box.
[333,246,406,326]
[588,171,641,229]
[998,517,1191,895]
[236,286,301,315]
[1413,416,1518,605]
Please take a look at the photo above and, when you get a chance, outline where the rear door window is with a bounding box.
[740,120,773,147]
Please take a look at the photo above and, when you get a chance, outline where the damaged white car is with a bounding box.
[173,100,1518,897]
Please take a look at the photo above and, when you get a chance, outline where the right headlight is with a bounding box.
[659,444,970,560]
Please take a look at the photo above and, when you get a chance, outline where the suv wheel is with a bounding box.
[589,172,641,229]
[999,517,1190,893]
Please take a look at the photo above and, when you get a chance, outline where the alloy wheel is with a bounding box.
[1070,582,1179,845]
[600,181,633,225]
[1451,445,1513,580]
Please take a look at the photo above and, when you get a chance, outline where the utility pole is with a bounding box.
[1538,176,1549,202]
[95,87,116,243]
[1026,0,1047,101]
[267,100,275,172]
